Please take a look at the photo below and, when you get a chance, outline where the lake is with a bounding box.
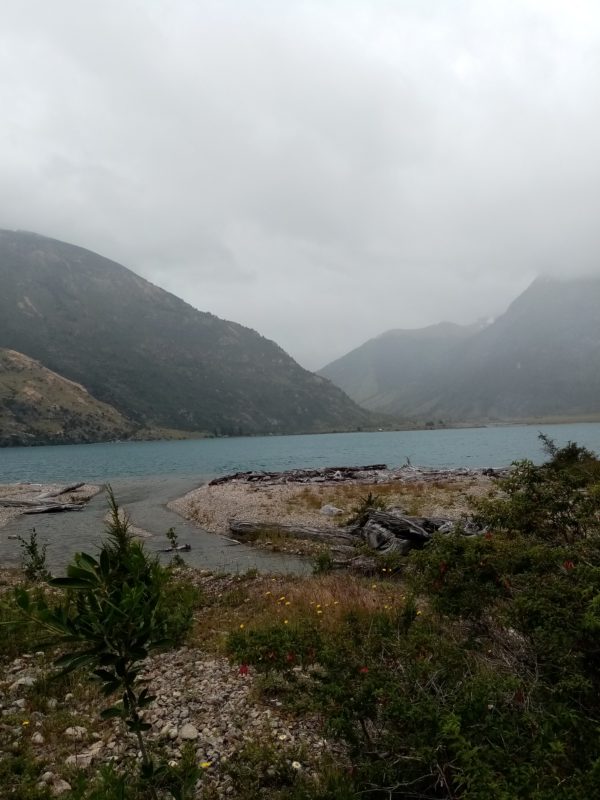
[3,422,600,485]
[2,422,600,573]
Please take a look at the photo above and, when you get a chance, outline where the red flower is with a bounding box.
[239,663,249,676]
[285,652,296,663]
[484,532,493,540]
[563,560,575,571]
[359,666,369,674]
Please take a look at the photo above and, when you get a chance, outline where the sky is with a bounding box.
[1,0,600,369]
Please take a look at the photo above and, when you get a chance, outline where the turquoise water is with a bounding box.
[3,423,600,573]
[2,423,600,484]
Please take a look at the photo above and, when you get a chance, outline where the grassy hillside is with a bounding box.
[0,348,131,446]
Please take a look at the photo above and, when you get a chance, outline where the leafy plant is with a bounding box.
[346,491,387,527]
[312,549,334,574]
[15,488,188,799]
[472,435,600,544]
[18,529,50,581]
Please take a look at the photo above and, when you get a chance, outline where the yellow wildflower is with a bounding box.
[200,761,212,769]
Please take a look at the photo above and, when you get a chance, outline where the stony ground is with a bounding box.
[0,569,344,798]
[170,473,496,536]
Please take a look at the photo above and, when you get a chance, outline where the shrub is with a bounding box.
[15,488,198,799]
[473,436,600,544]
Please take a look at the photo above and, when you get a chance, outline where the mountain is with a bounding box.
[0,230,371,437]
[0,348,131,446]
[319,322,482,412]
[320,276,600,423]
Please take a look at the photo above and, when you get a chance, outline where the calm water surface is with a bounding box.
[2,423,600,572]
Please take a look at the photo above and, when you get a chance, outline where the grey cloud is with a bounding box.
[1,0,600,368]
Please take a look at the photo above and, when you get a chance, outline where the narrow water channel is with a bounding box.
[0,475,310,575]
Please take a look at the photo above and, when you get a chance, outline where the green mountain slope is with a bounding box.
[0,348,131,446]
[321,276,600,423]
[0,230,371,436]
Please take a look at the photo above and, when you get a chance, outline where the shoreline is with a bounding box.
[169,465,499,557]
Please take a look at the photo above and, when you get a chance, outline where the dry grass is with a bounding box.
[189,571,409,650]
[171,476,496,540]
[284,478,488,520]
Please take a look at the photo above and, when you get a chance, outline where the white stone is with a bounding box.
[31,732,45,745]
[65,752,93,768]
[9,676,35,692]
[179,723,199,741]
[64,725,87,741]
[51,779,72,796]
[320,504,343,516]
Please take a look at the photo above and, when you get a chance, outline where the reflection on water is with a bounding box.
[1,475,310,575]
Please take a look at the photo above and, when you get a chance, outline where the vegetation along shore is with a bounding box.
[2,437,600,798]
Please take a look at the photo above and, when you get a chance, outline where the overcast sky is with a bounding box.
[2,1,600,369]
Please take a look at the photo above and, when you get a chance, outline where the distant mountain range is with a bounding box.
[320,276,600,424]
[0,230,371,445]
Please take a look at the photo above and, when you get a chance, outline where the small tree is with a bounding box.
[18,528,50,582]
[16,488,189,798]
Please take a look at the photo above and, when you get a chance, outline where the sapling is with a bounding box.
[15,488,188,798]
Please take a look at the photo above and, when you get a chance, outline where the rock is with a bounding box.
[51,779,72,796]
[31,732,45,745]
[65,752,93,768]
[179,723,199,741]
[41,771,54,783]
[9,676,35,692]
[64,725,87,741]
[63,693,74,703]
[320,504,343,516]
[47,698,58,710]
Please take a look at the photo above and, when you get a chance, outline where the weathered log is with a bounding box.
[159,543,191,552]
[36,482,85,499]
[22,503,85,515]
[229,520,358,546]
[210,464,388,486]
[363,510,432,544]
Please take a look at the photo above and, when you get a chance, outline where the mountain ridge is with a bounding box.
[0,230,373,439]
[320,275,600,423]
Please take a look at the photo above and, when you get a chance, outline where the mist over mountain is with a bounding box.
[0,230,371,439]
[320,276,600,423]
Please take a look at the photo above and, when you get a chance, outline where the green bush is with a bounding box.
[229,441,600,798]
[15,489,199,800]
[473,436,600,543]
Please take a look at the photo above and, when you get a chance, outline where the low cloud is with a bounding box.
[1,0,600,368]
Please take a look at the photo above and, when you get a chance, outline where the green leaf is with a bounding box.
[50,577,95,589]
[100,706,125,719]
[53,652,97,675]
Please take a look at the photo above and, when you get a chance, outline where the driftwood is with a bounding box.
[211,465,388,486]
[36,482,85,500]
[159,543,191,553]
[23,503,85,515]
[0,482,88,515]
[229,520,357,547]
